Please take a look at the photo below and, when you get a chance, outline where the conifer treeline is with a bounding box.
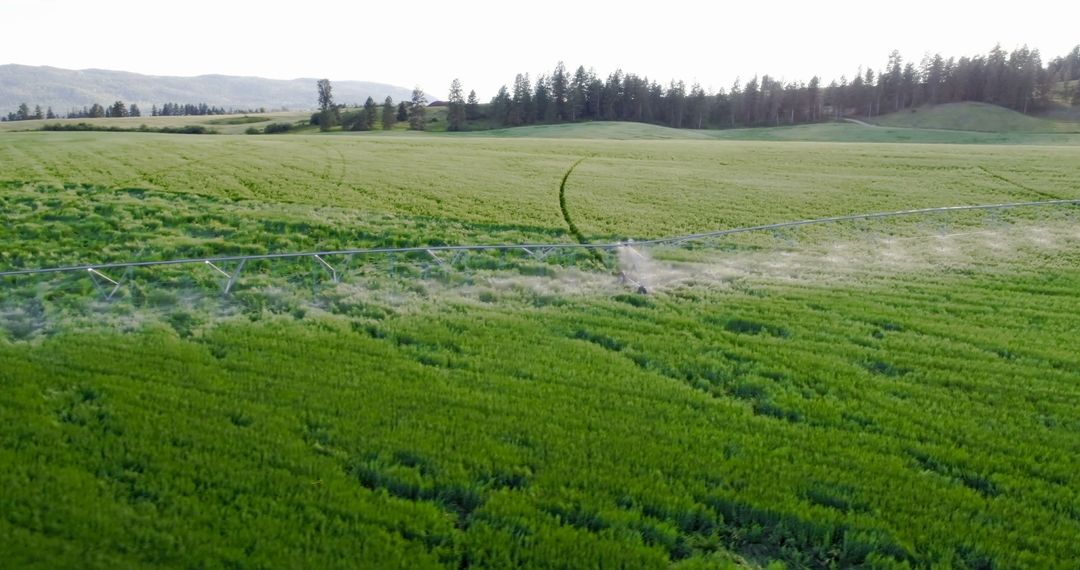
[66,101,142,119]
[480,45,1080,129]
[4,103,56,121]
[153,103,232,116]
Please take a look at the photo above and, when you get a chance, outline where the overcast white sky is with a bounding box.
[3,0,1078,99]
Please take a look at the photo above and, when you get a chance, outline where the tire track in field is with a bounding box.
[321,142,348,192]
[977,166,1062,201]
[558,157,607,265]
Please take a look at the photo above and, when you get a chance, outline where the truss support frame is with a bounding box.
[224,259,246,294]
[314,255,339,283]
[87,267,133,301]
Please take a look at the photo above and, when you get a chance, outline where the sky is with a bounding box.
[3,0,1078,100]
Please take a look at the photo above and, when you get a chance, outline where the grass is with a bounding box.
[2,129,1080,568]
[866,102,1080,133]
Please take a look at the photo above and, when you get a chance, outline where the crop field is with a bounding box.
[2,127,1080,569]
[0,112,313,135]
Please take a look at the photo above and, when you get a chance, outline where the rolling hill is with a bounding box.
[866,101,1080,133]
[469,121,717,140]
[459,120,1080,145]
[0,64,414,114]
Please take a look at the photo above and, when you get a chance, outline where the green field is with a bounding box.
[468,117,1080,144]
[2,127,1080,569]
[867,102,1080,133]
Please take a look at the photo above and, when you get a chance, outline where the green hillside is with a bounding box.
[2,131,1080,568]
[867,102,1080,133]
[706,122,1080,145]
[466,120,1080,145]
[470,121,715,140]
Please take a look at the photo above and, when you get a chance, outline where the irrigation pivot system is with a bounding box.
[2,199,1078,296]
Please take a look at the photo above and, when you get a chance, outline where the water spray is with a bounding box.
[617,239,649,295]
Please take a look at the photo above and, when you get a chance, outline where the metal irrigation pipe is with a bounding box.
[1,198,1077,279]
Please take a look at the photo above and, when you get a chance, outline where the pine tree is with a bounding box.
[489,86,511,126]
[552,61,569,121]
[743,76,759,124]
[901,62,917,108]
[509,74,532,125]
[586,73,603,120]
[363,96,377,129]
[111,101,127,118]
[382,97,397,130]
[688,83,707,128]
[533,75,553,123]
[129,104,141,118]
[728,79,742,126]
[32,105,44,120]
[863,68,876,116]
[643,79,660,123]
[884,50,903,111]
[985,44,1008,105]
[348,109,370,131]
[569,66,588,121]
[1021,48,1044,112]
[922,54,945,105]
[408,87,427,130]
[16,103,29,121]
[396,101,408,122]
[806,77,821,121]
[45,107,56,120]
[465,90,480,120]
[667,80,686,128]
[624,74,648,122]
[89,103,105,118]
[601,71,622,120]
[447,79,466,131]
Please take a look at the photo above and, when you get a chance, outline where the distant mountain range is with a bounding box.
[0,64,414,114]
